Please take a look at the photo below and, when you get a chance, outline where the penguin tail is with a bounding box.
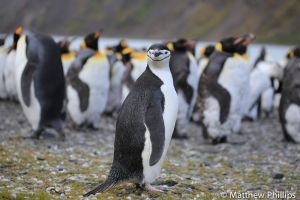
[83,167,127,197]
[83,177,118,197]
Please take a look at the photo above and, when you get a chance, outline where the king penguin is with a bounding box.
[247,47,283,120]
[84,43,178,196]
[194,33,255,144]
[279,51,300,143]
[66,31,110,129]
[15,30,66,139]
[4,27,23,101]
[168,39,199,139]
[104,42,126,116]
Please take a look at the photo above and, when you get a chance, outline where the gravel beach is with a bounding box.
[0,101,299,199]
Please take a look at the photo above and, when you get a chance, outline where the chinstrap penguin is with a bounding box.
[84,43,178,196]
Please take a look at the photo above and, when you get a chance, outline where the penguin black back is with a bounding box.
[25,33,65,124]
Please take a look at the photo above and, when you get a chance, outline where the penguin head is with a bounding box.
[121,47,134,65]
[147,43,171,67]
[217,33,255,55]
[200,45,215,58]
[171,38,196,54]
[81,30,102,51]
[57,40,70,54]
[12,26,23,50]
[286,46,300,59]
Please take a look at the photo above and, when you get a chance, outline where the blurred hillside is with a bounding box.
[0,0,300,44]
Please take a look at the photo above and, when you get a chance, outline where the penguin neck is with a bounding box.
[147,58,173,85]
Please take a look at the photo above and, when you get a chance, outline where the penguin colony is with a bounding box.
[0,27,299,196]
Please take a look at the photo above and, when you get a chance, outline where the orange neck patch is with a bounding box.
[93,51,106,60]
[132,52,147,60]
[61,52,76,61]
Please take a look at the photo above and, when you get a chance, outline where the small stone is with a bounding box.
[273,173,284,179]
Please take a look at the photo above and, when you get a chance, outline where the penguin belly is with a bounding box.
[186,52,199,118]
[198,57,209,79]
[0,47,8,99]
[4,50,18,100]
[15,36,41,130]
[218,58,251,133]
[284,104,300,143]
[142,70,178,184]
[67,55,110,127]
[261,87,274,115]
[176,90,190,135]
[202,96,231,138]
[106,60,125,113]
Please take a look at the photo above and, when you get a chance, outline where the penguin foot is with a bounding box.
[212,136,227,145]
[144,184,166,193]
[88,125,99,131]
[172,133,189,140]
[58,132,66,141]
[29,128,44,140]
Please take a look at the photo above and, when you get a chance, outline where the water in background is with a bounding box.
[2,34,292,64]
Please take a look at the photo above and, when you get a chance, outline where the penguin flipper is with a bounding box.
[209,82,231,124]
[145,92,165,166]
[21,61,37,107]
[67,67,90,112]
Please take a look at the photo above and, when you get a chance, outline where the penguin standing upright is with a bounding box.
[247,48,283,120]
[84,43,178,196]
[4,27,23,101]
[0,37,8,99]
[194,34,255,143]
[15,30,65,139]
[104,48,126,116]
[66,31,110,129]
[168,39,199,139]
[279,49,300,143]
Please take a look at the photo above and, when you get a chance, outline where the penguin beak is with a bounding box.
[154,51,162,57]
[233,33,255,46]
[241,33,255,46]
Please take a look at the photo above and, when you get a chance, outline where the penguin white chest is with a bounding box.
[67,55,110,126]
[285,104,300,143]
[4,50,18,99]
[142,67,178,183]
[15,35,41,130]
